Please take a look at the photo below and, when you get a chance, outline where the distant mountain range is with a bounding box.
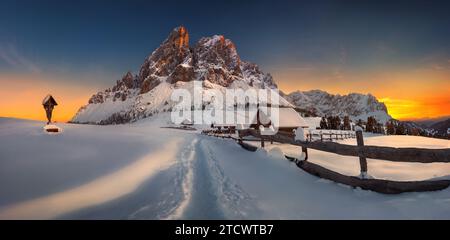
[412,116,450,128]
[397,117,450,138]
[284,90,391,123]
[71,26,392,125]
[429,118,450,132]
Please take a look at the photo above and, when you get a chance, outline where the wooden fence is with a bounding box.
[203,128,450,194]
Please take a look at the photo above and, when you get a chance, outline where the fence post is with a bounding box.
[301,146,308,161]
[356,129,368,177]
[261,138,265,148]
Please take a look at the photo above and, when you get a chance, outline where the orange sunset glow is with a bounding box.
[0,73,101,122]
[273,64,450,120]
[1,66,450,122]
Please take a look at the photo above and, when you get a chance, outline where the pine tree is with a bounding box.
[343,116,350,130]
[373,118,377,132]
[327,116,334,129]
[335,116,341,130]
[366,117,373,132]
[376,123,383,134]
[320,117,328,129]
[365,116,378,133]
[411,127,420,136]
[396,123,406,135]
[386,120,395,135]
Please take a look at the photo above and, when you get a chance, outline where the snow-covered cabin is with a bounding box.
[252,107,308,134]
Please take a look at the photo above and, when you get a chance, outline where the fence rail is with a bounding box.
[202,127,450,194]
[238,129,450,163]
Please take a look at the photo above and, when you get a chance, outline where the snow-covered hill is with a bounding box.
[1,117,450,219]
[285,90,392,123]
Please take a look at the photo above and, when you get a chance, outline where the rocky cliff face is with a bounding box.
[139,26,192,93]
[193,35,241,86]
[71,26,277,124]
[286,90,392,123]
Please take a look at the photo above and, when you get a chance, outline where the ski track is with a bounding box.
[156,135,258,219]
[197,137,258,219]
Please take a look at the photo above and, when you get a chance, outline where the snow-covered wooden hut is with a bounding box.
[252,107,308,134]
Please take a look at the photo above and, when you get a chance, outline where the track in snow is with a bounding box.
[179,137,258,219]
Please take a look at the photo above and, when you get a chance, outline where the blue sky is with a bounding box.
[1,0,449,76]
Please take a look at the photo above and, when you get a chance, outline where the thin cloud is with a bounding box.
[0,43,41,73]
[339,46,347,65]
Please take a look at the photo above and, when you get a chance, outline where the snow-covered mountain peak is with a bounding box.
[138,26,192,94]
[193,34,243,86]
[71,27,281,124]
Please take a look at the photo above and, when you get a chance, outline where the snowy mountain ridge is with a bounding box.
[285,90,392,123]
[71,26,391,124]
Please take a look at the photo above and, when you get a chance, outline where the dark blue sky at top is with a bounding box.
[1,0,450,83]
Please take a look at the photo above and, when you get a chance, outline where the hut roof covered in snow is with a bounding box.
[255,107,308,128]
[42,94,58,106]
